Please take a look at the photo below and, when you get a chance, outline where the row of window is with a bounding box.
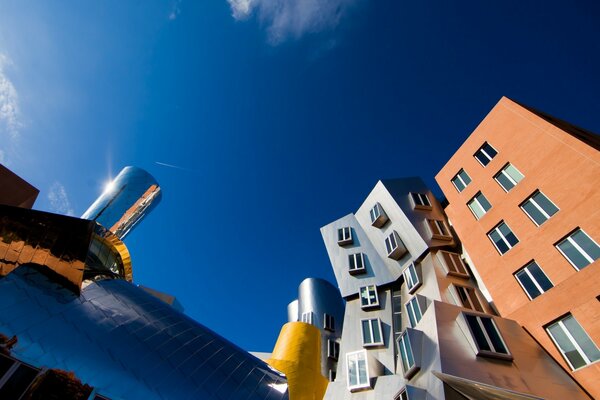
[300,311,335,332]
[453,161,524,194]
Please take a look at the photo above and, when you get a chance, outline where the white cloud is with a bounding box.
[169,0,182,20]
[0,53,21,139]
[48,182,75,216]
[226,0,357,44]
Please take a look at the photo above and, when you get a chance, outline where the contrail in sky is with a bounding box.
[154,161,198,172]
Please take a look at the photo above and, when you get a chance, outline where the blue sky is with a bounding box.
[1,0,599,351]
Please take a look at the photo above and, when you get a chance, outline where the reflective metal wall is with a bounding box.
[81,167,162,240]
[0,266,288,400]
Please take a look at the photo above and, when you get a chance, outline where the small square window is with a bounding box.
[385,231,408,260]
[369,202,389,228]
[487,221,519,255]
[494,163,524,192]
[359,285,379,308]
[451,169,471,192]
[301,312,314,325]
[404,263,422,294]
[327,339,340,360]
[467,192,492,220]
[361,318,384,347]
[464,314,511,359]
[546,314,600,370]
[514,261,553,300]
[410,192,432,210]
[346,350,370,391]
[337,227,353,246]
[324,313,335,331]
[348,253,366,275]
[405,297,423,328]
[555,228,600,271]
[520,191,559,226]
[474,142,498,166]
[427,219,452,241]
[452,285,484,312]
[438,251,469,277]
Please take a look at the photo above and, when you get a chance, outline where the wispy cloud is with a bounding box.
[48,182,75,216]
[0,53,21,139]
[226,0,357,44]
[169,0,182,20]
[155,161,201,173]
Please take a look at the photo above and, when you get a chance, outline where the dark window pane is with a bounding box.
[516,269,542,299]
[528,263,553,292]
[482,318,507,354]
[0,364,39,399]
[466,315,491,352]
[523,201,547,225]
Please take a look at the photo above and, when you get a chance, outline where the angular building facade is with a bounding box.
[320,177,590,399]
[436,97,600,397]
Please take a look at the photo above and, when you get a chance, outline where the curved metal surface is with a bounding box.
[0,266,288,400]
[81,167,162,241]
[287,300,299,323]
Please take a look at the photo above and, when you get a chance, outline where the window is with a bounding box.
[451,169,471,192]
[410,192,431,209]
[392,288,403,356]
[385,231,408,260]
[404,263,422,294]
[301,312,314,325]
[346,350,369,391]
[360,285,379,308]
[327,339,340,360]
[369,202,389,228]
[487,221,519,255]
[427,219,452,240]
[514,261,553,300]
[348,253,366,274]
[324,314,335,331]
[494,163,524,192]
[464,314,510,358]
[467,192,492,220]
[395,388,409,400]
[546,314,600,370]
[555,229,600,270]
[405,297,422,328]
[438,251,469,277]
[520,191,559,226]
[337,227,353,246]
[328,369,336,382]
[0,357,40,399]
[397,330,420,378]
[474,142,498,166]
[361,318,384,347]
[453,285,484,312]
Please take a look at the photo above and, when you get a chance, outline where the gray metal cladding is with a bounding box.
[0,266,288,400]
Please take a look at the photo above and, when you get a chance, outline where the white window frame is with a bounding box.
[463,313,511,359]
[404,263,422,294]
[494,163,524,192]
[405,297,423,328]
[369,202,388,227]
[410,192,432,209]
[348,253,366,274]
[337,226,353,245]
[361,318,384,347]
[555,228,600,271]
[385,231,408,259]
[451,169,471,192]
[520,191,559,226]
[473,142,497,166]
[359,285,379,308]
[467,192,491,220]
[546,314,600,370]
[324,313,335,331]
[301,311,314,325]
[327,339,340,360]
[514,261,553,300]
[487,221,519,255]
[397,330,420,379]
[346,350,370,391]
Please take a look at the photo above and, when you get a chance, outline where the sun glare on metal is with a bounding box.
[103,180,116,193]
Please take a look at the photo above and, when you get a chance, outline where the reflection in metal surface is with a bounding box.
[0,164,39,209]
[0,265,289,400]
[81,167,162,241]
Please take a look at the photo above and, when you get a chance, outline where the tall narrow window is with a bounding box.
[361,318,384,347]
[404,263,422,294]
[327,339,340,360]
[520,191,559,226]
[337,227,353,246]
[392,288,403,356]
[324,314,335,331]
[451,169,471,192]
[370,203,389,228]
[474,142,498,166]
[546,314,600,370]
[0,361,40,399]
[348,253,366,274]
[397,330,420,378]
[428,219,452,240]
[439,251,469,277]
[514,261,553,300]
[405,297,422,328]
[555,229,600,270]
[467,192,492,220]
[410,192,431,209]
[494,163,524,192]
[360,285,379,308]
[346,350,369,391]
[301,312,314,325]
[487,221,519,255]
[453,285,484,312]
[464,314,510,358]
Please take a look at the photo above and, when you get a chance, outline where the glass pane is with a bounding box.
[358,356,367,384]
[411,193,421,205]
[558,239,589,270]
[459,170,471,185]
[477,193,491,211]
[469,200,485,219]
[523,200,547,225]
[0,355,15,380]
[499,223,518,246]
[371,320,382,343]
[483,143,497,158]
[482,318,507,354]
[348,355,357,386]
[528,262,553,292]
[533,192,558,217]
[338,229,343,241]
[516,269,542,299]
[362,320,372,344]
[466,315,491,352]
[548,322,587,369]
[349,255,355,269]
[572,230,600,263]
[356,254,363,269]
[562,316,600,364]
[489,230,509,254]
[452,176,465,192]
[406,302,417,327]
[495,172,514,191]
[0,364,39,399]
[505,164,524,183]
[475,150,490,166]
